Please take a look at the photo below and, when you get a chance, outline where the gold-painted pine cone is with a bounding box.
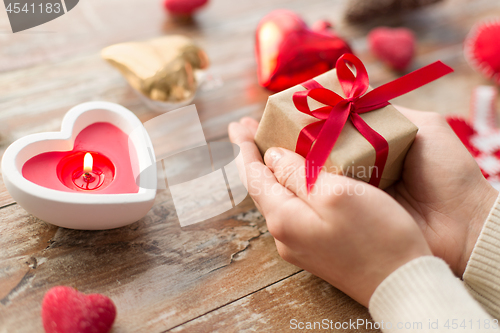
[101,35,209,103]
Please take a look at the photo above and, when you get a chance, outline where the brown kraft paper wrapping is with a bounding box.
[254,68,418,189]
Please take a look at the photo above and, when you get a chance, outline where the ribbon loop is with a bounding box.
[336,53,370,99]
[293,53,454,192]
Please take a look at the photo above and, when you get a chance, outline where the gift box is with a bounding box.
[255,54,453,190]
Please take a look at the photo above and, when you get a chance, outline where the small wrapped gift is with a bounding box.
[255,53,453,190]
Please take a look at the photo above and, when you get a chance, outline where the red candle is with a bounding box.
[57,151,115,191]
[22,122,139,194]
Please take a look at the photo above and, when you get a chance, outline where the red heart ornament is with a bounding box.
[42,286,116,333]
[368,27,415,71]
[255,10,352,92]
[465,19,500,84]
[164,0,209,16]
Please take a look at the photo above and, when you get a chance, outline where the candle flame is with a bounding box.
[83,153,93,173]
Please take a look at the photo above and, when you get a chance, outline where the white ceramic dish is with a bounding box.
[1,101,157,230]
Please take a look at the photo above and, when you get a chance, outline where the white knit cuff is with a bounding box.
[464,193,500,318]
[369,256,492,333]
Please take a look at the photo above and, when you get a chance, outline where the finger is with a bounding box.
[393,105,428,126]
[229,123,314,242]
[240,117,259,137]
[274,239,300,267]
[228,121,262,164]
[245,157,314,242]
[264,147,309,200]
[392,105,417,116]
[397,106,463,141]
[229,121,263,187]
[393,105,449,129]
[264,147,372,220]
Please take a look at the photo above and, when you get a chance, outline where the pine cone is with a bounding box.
[345,0,443,23]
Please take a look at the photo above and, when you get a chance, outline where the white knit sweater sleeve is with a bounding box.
[368,256,494,332]
[368,194,500,332]
[368,256,495,332]
[464,194,500,319]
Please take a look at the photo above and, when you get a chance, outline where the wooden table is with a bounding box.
[1,0,499,331]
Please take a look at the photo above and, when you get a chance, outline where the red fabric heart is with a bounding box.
[255,9,352,92]
[465,19,500,84]
[42,286,116,333]
[164,0,208,16]
[368,27,415,71]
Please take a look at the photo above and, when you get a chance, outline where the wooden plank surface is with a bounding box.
[2,0,500,331]
[171,271,377,333]
[0,195,301,332]
[0,169,13,208]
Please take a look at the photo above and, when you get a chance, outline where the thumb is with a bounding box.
[264,147,308,200]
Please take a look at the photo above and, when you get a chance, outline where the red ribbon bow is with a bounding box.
[293,53,453,192]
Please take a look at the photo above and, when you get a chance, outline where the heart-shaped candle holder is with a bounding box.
[1,102,157,230]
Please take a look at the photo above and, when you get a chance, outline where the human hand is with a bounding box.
[228,118,432,307]
[388,106,498,277]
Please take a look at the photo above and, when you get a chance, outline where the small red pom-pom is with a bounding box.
[465,19,500,85]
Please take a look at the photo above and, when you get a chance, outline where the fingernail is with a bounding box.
[265,148,282,167]
[228,122,240,135]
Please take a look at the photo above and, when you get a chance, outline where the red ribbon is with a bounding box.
[293,53,453,192]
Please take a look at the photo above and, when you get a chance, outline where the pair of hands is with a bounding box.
[228,106,498,307]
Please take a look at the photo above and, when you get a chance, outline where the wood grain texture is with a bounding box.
[2,0,500,331]
[0,169,14,208]
[171,271,378,333]
[0,195,300,332]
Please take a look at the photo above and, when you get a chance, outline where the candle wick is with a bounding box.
[83,172,94,183]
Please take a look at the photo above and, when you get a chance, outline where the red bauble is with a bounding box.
[368,27,415,71]
[255,10,352,92]
[465,19,500,84]
[164,0,208,16]
[42,286,116,333]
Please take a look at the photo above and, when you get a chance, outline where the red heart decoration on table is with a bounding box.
[255,9,352,92]
[42,286,116,333]
[163,0,209,16]
[465,19,500,84]
[368,27,415,71]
